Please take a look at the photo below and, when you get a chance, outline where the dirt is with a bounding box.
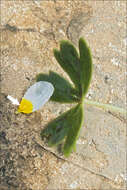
[0,1,126,189]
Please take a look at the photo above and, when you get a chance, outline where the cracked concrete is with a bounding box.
[0,1,126,190]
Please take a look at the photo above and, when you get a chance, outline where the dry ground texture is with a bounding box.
[0,1,126,190]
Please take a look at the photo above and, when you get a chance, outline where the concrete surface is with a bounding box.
[0,1,126,190]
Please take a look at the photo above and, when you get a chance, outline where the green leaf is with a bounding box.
[41,103,83,155]
[79,38,92,97]
[53,48,81,91]
[38,38,93,157]
[41,107,75,146]
[36,71,80,103]
[41,104,83,150]
[36,73,49,82]
[60,40,80,74]
[48,127,68,147]
[63,103,83,157]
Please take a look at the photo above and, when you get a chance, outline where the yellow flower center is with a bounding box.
[18,98,33,114]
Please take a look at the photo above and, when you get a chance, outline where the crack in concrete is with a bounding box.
[0,24,36,33]
[34,140,115,184]
[108,111,126,123]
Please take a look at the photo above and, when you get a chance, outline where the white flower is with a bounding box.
[7,81,54,114]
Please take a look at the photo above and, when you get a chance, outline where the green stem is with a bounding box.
[84,99,126,116]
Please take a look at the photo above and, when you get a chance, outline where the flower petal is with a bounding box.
[18,98,33,113]
[23,81,54,112]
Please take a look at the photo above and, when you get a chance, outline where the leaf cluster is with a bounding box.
[36,38,92,157]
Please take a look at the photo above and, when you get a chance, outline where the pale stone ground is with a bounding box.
[0,1,126,190]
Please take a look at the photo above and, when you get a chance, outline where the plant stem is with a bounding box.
[84,99,126,116]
